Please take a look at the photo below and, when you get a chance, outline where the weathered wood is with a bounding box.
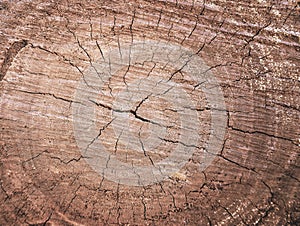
[0,0,299,225]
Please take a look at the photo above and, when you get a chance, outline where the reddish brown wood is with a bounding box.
[0,0,299,225]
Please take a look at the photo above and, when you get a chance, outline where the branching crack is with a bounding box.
[29,43,96,91]
[243,20,272,48]
[85,118,115,151]
[89,99,170,128]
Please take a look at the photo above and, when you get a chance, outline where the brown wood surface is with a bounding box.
[0,0,299,225]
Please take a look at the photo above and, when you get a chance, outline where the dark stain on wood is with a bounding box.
[0,2,8,11]
[0,40,28,81]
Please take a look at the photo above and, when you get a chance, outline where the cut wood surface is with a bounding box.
[0,0,299,225]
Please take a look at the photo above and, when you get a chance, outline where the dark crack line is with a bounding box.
[66,21,106,88]
[188,20,198,39]
[218,202,235,221]
[243,20,272,48]
[39,212,53,226]
[129,10,135,39]
[117,35,122,59]
[156,8,163,30]
[167,56,192,82]
[240,47,251,66]
[105,154,111,168]
[129,109,169,128]
[169,191,179,211]
[283,4,298,25]
[167,23,174,39]
[138,128,155,166]
[96,40,105,61]
[134,94,151,113]
[15,89,76,104]
[89,99,170,128]
[50,155,85,165]
[146,62,157,77]
[74,34,106,84]
[219,154,258,174]
[254,180,276,225]
[193,61,234,89]
[22,150,49,165]
[29,43,96,91]
[229,125,298,146]
[141,194,147,220]
[122,49,131,87]
[232,68,272,83]
[64,185,81,213]
[88,17,93,40]
[114,129,124,154]
[98,177,105,192]
[199,0,206,15]
[127,9,135,87]
[270,101,300,112]
[132,166,143,186]
[159,137,200,150]
[85,118,115,151]
[89,99,114,111]
[112,15,116,36]
[196,42,206,55]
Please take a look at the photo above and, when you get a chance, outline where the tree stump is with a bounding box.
[0,0,299,225]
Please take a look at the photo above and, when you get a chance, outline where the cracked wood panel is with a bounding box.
[0,0,299,225]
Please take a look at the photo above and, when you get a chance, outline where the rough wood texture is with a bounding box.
[0,0,299,225]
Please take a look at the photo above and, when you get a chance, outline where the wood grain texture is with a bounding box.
[0,0,299,225]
